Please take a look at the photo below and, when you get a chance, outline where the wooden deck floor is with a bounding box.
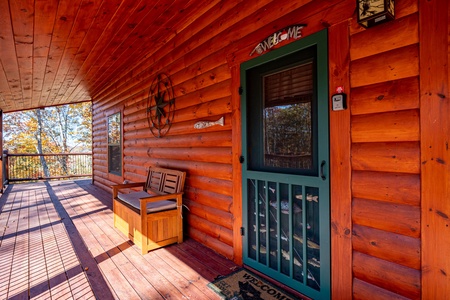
[0,180,238,299]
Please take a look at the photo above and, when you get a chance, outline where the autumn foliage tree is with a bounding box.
[3,102,92,178]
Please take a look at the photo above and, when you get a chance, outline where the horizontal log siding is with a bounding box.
[90,22,235,257]
[89,1,437,298]
[353,278,412,300]
[353,252,420,299]
[93,0,333,261]
[92,68,233,258]
[350,1,421,298]
[91,0,359,264]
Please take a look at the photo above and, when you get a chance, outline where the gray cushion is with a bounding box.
[117,191,176,213]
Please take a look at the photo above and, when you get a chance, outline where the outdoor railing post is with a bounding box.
[3,149,8,187]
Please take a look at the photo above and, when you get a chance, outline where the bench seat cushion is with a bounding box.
[117,191,176,214]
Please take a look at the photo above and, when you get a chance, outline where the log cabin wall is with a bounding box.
[90,0,449,298]
[349,1,421,299]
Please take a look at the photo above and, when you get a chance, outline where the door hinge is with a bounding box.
[240,227,245,236]
[238,86,243,95]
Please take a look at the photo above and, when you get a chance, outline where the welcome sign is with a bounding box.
[250,24,307,56]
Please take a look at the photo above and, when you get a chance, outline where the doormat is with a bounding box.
[208,268,298,300]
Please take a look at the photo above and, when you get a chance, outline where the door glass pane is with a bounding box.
[263,62,313,171]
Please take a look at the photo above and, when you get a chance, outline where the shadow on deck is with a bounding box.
[0,179,238,299]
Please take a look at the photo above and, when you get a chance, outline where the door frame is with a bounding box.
[240,29,330,299]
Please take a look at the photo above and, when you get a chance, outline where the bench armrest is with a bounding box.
[112,182,145,198]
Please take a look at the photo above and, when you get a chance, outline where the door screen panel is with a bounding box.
[247,179,321,290]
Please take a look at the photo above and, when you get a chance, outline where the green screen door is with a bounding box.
[241,29,330,299]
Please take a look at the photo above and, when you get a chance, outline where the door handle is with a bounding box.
[320,160,326,180]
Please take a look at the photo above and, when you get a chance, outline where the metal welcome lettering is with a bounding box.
[250,24,306,56]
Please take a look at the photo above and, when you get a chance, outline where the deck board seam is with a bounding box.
[44,181,114,300]
[53,183,155,299]
[29,188,51,299]
[75,186,209,299]
[69,181,217,299]
[0,180,239,300]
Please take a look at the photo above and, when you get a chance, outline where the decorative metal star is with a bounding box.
[147,74,175,138]
[150,89,167,125]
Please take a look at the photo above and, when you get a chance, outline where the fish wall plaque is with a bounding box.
[194,116,224,129]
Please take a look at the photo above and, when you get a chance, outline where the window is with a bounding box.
[108,112,122,175]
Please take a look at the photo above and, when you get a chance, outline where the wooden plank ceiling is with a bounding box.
[0,0,196,113]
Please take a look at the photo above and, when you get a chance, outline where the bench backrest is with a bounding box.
[145,167,186,194]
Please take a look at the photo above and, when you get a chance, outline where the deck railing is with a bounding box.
[3,151,92,183]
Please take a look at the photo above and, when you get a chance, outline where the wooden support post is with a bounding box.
[329,20,353,299]
[231,64,243,265]
[419,0,450,298]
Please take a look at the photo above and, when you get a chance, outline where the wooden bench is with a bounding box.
[111,167,186,254]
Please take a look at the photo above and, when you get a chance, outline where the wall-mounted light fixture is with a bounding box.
[357,0,394,28]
